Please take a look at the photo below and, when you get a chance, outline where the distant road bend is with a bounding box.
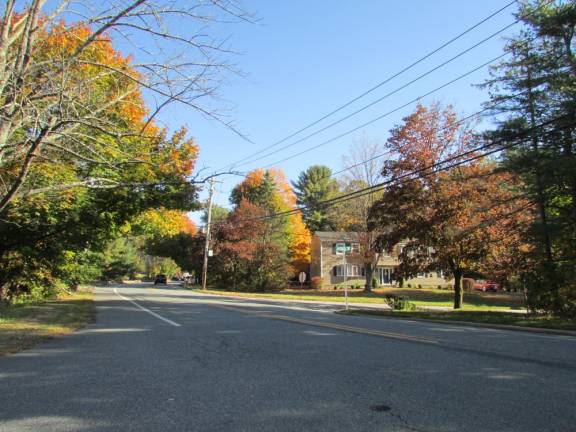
[1,283,575,432]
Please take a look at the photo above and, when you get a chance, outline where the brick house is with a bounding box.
[310,231,448,288]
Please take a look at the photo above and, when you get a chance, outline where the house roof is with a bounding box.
[313,231,362,241]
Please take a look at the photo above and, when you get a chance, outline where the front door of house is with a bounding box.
[377,267,392,285]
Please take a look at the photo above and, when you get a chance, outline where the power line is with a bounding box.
[208,2,559,224]
[206,59,568,206]
[275,63,568,181]
[236,14,529,169]
[218,0,519,171]
[308,115,574,208]
[215,84,548,197]
[209,115,573,228]
[261,53,507,168]
[329,93,516,178]
[260,32,562,171]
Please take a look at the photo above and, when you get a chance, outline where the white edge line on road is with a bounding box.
[113,288,181,327]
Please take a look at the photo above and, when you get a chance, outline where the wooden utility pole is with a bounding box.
[201,178,215,290]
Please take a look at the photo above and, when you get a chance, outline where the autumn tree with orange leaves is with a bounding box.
[212,169,310,291]
[209,200,288,291]
[230,169,311,274]
[0,1,250,301]
[0,1,252,210]
[370,103,531,309]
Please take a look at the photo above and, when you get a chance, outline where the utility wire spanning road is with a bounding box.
[1,283,575,432]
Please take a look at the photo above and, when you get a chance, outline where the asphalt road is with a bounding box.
[1,283,575,432]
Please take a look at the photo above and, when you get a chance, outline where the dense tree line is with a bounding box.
[207,170,310,292]
[284,2,575,316]
[479,0,576,317]
[0,1,245,302]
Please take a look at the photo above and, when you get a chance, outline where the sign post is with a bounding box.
[344,255,348,311]
[298,271,306,289]
[336,243,351,311]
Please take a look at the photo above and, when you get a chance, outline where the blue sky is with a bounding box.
[146,1,520,222]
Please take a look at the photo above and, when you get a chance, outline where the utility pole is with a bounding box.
[201,178,215,290]
[343,247,348,311]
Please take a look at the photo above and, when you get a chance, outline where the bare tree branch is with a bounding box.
[0,0,253,211]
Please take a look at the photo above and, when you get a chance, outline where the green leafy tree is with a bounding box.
[201,205,230,226]
[146,233,205,276]
[0,23,201,301]
[101,238,143,281]
[292,165,340,232]
[480,0,576,316]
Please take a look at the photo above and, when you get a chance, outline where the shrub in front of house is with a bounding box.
[310,276,323,290]
[372,277,379,289]
[384,294,417,311]
[396,298,417,311]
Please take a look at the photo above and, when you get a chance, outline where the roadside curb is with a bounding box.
[187,289,393,311]
[337,309,576,337]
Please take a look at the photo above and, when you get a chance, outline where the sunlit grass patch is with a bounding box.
[193,286,525,311]
[0,288,95,355]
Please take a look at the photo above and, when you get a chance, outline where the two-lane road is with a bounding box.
[1,283,575,432]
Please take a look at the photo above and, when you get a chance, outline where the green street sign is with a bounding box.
[336,243,352,254]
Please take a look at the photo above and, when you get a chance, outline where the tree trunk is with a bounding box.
[526,70,561,311]
[364,262,373,293]
[526,72,554,266]
[562,126,576,228]
[453,269,463,309]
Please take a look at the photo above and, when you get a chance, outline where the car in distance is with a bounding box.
[473,279,499,292]
[154,274,168,285]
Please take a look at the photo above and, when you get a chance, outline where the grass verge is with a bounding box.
[339,309,576,332]
[192,287,525,311]
[0,288,96,356]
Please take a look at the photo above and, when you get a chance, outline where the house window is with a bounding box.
[351,243,360,254]
[333,264,360,277]
[334,242,345,255]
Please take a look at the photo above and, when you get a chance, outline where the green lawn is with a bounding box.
[193,286,526,311]
[193,286,574,332]
[0,288,96,356]
[373,288,525,311]
[339,309,576,332]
